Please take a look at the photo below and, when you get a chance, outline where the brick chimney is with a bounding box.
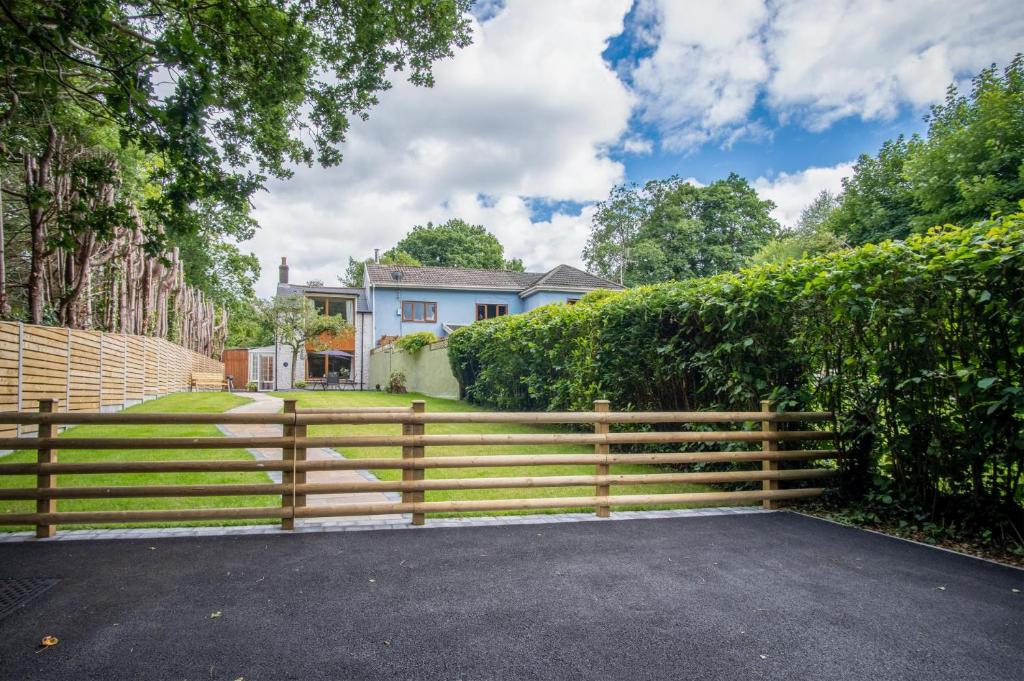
[279,257,289,284]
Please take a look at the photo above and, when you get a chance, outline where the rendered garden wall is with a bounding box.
[369,339,460,399]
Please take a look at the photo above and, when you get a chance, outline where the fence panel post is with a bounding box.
[761,400,779,510]
[36,398,56,538]
[410,400,426,526]
[594,399,610,518]
[282,399,298,530]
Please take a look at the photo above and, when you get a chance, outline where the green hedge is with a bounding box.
[449,213,1024,513]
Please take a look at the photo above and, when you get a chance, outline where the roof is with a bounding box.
[364,263,623,295]
[520,264,624,295]
[277,284,372,313]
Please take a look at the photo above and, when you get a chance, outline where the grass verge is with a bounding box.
[0,392,278,532]
[272,390,754,517]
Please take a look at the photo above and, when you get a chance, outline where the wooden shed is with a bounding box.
[222,348,249,387]
[222,346,276,391]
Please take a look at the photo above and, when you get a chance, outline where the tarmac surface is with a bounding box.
[0,511,1021,680]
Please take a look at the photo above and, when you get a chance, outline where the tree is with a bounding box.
[583,183,650,284]
[226,299,274,349]
[750,190,847,265]
[827,56,1024,245]
[825,136,919,245]
[341,250,421,287]
[395,219,524,270]
[1,0,472,323]
[583,174,779,285]
[904,56,1024,230]
[267,295,350,387]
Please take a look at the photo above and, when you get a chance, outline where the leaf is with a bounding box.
[40,636,58,647]
[210,611,222,619]
[977,377,997,389]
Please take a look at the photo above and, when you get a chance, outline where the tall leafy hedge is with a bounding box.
[449,213,1024,514]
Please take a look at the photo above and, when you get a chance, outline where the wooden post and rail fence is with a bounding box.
[0,398,838,537]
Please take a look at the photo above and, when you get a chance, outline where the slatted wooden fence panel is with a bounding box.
[68,330,102,413]
[18,326,70,436]
[143,336,159,398]
[0,322,223,425]
[125,336,145,402]
[100,333,125,408]
[0,323,20,437]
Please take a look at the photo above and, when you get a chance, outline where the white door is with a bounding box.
[259,355,275,391]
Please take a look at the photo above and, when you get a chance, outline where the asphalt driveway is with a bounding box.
[0,512,1021,681]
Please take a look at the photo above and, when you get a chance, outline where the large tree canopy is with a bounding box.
[341,218,524,287]
[395,219,524,270]
[827,56,1024,245]
[584,173,779,285]
[0,0,472,335]
[750,190,847,265]
[341,249,421,288]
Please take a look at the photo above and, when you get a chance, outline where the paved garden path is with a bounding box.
[218,392,402,524]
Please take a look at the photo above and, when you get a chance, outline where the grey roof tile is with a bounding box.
[524,264,624,292]
[365,263,623,293]
[278,284,371,312]
[365,263,540,289]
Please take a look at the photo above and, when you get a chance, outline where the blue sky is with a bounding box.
[249,0,1022,295]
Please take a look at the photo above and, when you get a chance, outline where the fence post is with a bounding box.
[410,400,426,526]
[282,399,298,530]
[594,399,610,518]
[761,400,779,510]
[36,398,56,538]
[16,322,23,437]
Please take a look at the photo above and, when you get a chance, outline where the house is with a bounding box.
[260,257,622,390]
[363,262,623,342]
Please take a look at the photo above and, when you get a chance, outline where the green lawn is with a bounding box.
[0,392,278,531]
[272,390,751,516]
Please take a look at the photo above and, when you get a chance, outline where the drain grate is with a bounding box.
[0,578,59,621]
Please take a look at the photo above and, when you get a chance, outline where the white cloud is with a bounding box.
[631,0,769,150]
[630,0,1024,147]
[250,0,634,295]
[753,162,855,228]
[621,136,654,154]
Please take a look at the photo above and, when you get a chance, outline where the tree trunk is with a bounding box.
[24,125,58,325]
[0,172,8,317]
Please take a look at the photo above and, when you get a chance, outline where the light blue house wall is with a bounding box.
[522,290,582,311]
[370,287,526,339]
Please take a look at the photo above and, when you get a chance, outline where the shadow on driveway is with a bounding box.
[0,512,1021,680]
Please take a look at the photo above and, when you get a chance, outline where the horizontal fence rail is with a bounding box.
[0,398,839,537]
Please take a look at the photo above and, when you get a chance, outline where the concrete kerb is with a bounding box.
[0,507,771,543]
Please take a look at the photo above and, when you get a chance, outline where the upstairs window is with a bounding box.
[402,300,437,322]
[308,296,353,321]
[476,303,508,320]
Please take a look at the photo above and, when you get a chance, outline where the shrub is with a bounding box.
[386,370,407,394]
[294,380,306,389]
[245,381,258,392]
[395,331,439,354]
[449,213,1024,537]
